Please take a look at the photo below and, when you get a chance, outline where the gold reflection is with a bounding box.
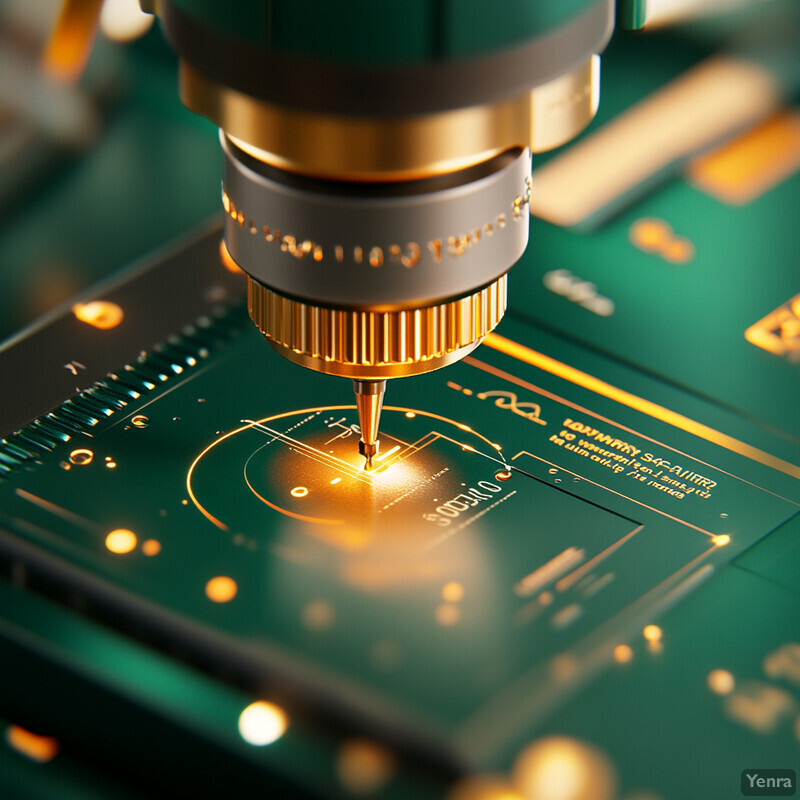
[708,669,735,695]
[206,576,237,603]
[442,581,465,603]
[336,739,395,795]
[613,644,634,664]
[72,301,124,330]
[5,725,60,763]
[643,625,662,642]
[448,775,523,800]
[105,529,137,554]
[512,736,617,800]
[436,603,461,627]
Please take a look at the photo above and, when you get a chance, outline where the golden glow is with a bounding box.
[712,534,731,547]
[442,582,465,603]
[206,576,237,603]
[336,739,395,795]
[131,415,149,428]
[689,111,800,205]
[448,776,524,800]
[219,239,243,274]
[374,445,402,464]
[249,275,505,380]
[745,292,800,359]
[69,448,93,465]
[512,736,617,800]
[105,529,137,554]
[435,603,461,627]
[142,539,161,556]
[290,486,309,498]
[629,218,694,264]
[481,334,800,481]
[613,644,634,664]
[5,725,59,763]
[187,406,504,532]
[643,625,663,642]
[238,701,288,746]
[302,600,334,630]
[186,57,596,181]
[708,669,735,695]
[42,0,105,83]
[495,470,512,481]
[530,56,780,227]
[72,301,124,330]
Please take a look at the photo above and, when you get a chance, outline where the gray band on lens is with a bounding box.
[222,137,531,309]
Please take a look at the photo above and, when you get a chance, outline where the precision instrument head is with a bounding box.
[150,0,612,462]
[353,380,386,470]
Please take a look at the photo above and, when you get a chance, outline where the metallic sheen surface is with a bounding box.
[225,141,530,309]
[247,275,507,380]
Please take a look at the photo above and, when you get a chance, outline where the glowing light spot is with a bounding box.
[142,539,161,556]
[69,448,93,465]
[643,624,662,642]
[442,582,464,603]
[290,486,309,498]
[629,218,670,252]
[330,477,342,485]
[131,415,149,428]
[512,736,617,800]
[712,534,731,547]
[661,237,695,264]
[337,739,396,795]
[405,412,416,418]
[495,470,512,481]
[302,600,334,630]
[613,644,633,664]
[238,701,288,746]
[100,0,153,42]
[206,576,238,603]
[181,499,189,505]
[72,301,124,330]
[435,603,461,627]
[648,640,664,655]
[708,669,735,695]
[448,776,523,800]
[105,461,117,469]
[538,592,553,606]
[105,529,137,554]
[5,726,59,763]
[219,240,243,273]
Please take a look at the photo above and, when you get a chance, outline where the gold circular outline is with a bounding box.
[186,405,505,531]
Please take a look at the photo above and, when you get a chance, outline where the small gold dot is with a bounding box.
[206,576,238,603]
[142,539,161,556]
[707,669,735,695]
[643,624,662,642]
[442,582,464,603]
[106,529,137,554]
[614,644,633,664]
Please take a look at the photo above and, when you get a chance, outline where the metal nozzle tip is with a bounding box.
[354,379,386,470]
[359,439,379,470]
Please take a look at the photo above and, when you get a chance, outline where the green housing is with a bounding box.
[166,0,601,63]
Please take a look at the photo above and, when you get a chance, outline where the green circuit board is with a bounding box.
[2,10,800,800]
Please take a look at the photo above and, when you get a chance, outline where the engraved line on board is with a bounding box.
[468,347,800,500]
[555,525,644,592]
[515,546,586,598]
[14,489,103,534]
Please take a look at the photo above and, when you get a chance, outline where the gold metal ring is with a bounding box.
[247,275,507,379]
